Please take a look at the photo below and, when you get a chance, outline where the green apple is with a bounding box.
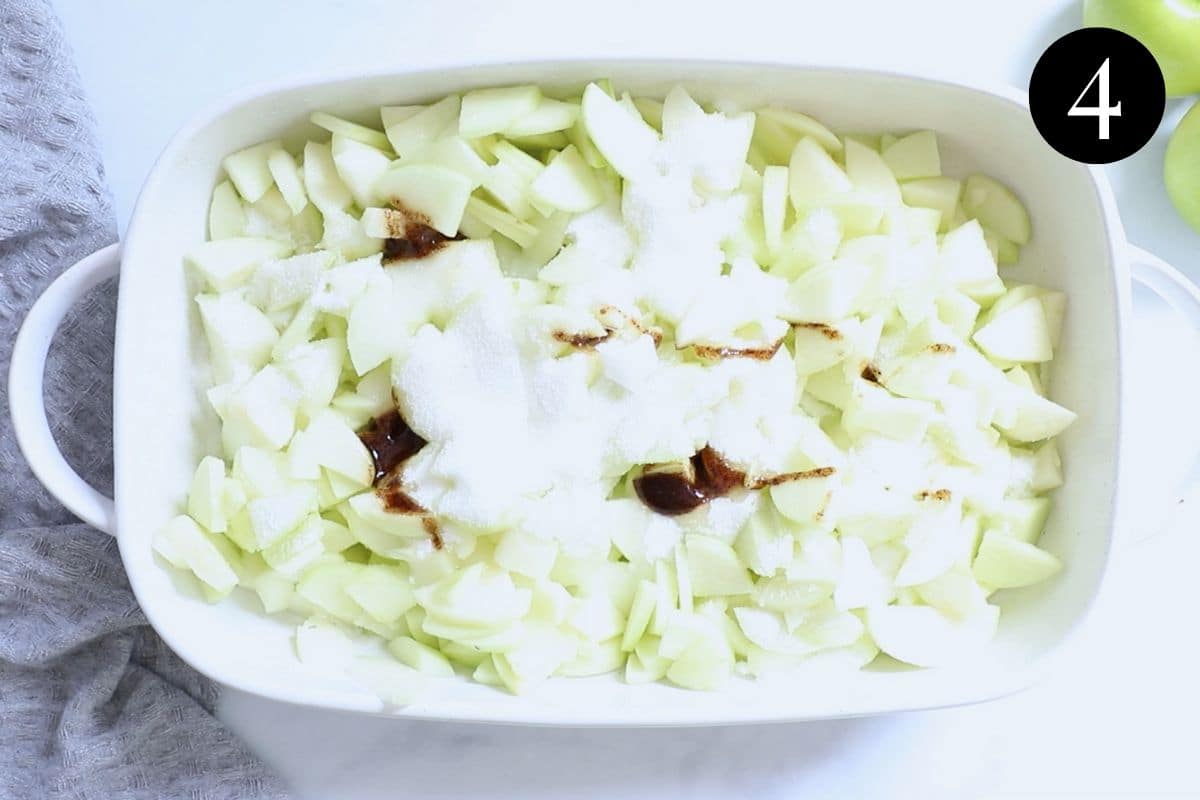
[1166,101,1200,233]
[1084,0,1200,97]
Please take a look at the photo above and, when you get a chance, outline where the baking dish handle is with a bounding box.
[1128,243,1200,518]
[8,243,120,534]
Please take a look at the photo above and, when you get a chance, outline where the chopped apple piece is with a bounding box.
[383,96,460,157]
[506,98,579,137]
[973,297,1053,363]
[994,388,1076,443]
[195,292,279,382]
[222,140,281,203]
[770,469,838,525]
[580,82,659,181]
[866,602,997,667]
[961,174,1031,245]
[388,636,454,676]
[972,530,1061,588]
[900,177,962,233]
[187,456,229,534]
[156,515,239,595]
[882,130,941,180]
[761,165,788,255]
[463,196,538,247]
[788,137,852,210]
[529,145,604,213]
[843,139,901,205]
[938,220,1004,302]
[208,180,246,240]
[685,535,754,597]
[310,111,392,152]
[403,136,489,187]
[186,237,292,292]
[331,135,391,209]
[459,85,542,138]
[302,141,353,214]
[375,164,472,236]
[757,107,841,153]
[266,148,308,214]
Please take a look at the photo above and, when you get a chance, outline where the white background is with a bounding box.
[54,1,1200,797]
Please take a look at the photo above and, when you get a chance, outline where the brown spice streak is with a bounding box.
[927,343,955,354]
[915,488,952,502]
[793,322,843,341]
[691,338,784,361]
[595,305,665,345]
[861,363,881,383]
[379,479,425,514]
[421,517,444,550]
[746,466,837,489]
[552,330,611,349]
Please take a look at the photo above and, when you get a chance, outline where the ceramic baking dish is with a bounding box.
[12,60,1200,725]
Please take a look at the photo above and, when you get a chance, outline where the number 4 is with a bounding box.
[1068,58,1122,140]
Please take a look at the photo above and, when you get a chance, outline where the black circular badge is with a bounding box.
[1029,27,1165,164]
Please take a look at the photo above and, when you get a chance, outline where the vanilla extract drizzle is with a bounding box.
[357,408,442,549]
[633,446,837,516]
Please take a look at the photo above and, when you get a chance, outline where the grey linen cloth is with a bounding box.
[0,2,288,797]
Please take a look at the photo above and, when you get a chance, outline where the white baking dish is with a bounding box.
[11,61,1200,725]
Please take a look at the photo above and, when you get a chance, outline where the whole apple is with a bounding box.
[1165,101,1200,232]
[1084,0,1200,96]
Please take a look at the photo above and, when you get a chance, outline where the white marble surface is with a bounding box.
[53,0,1200,796]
